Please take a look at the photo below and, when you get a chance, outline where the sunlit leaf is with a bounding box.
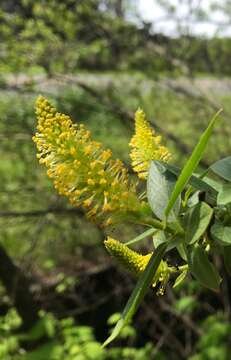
[162,162,218,195]
[165,109,222,219]
[173,270,188,288]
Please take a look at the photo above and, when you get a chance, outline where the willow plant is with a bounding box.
[33,96,231,347]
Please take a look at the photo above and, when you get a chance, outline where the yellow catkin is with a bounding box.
[104,237,173,293]
[129,108,171,180]
[33,96,149,227]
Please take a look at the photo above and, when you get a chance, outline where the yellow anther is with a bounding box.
[69,147,76,155]
[87,179,95,186]
[83,198,92,208]
[99,178,107,185]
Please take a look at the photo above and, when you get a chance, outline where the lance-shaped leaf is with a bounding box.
[173,270,188,289]
[161,162,218,196]
[102,243,167,347]
[125,228,156,246]
[164,109,222,219]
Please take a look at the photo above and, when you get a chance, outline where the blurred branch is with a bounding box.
[57,74,210,168]
[0,207,85,218]
[2,74,229,166]
[143,299,186,357]
[158,298,203,337]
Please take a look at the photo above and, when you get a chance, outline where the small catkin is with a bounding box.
[104,237,173,293]
[129,108,171,179]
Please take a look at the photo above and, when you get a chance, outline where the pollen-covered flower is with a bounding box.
[33,96,149,227]
[104,237,175,294]
[129,108,171,180]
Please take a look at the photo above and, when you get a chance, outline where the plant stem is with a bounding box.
[143,218,185,236]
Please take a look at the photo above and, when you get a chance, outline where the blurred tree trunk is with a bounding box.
[0,244,40,330]
[115,0,123,18]
[104,0,125,18]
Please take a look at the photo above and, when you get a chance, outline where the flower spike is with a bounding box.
[33,96,149,227]
[104,237,175,294]
[129,108,171,179]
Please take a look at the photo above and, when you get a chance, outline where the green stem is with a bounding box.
[143,218,185,236]
[125,228,157,246]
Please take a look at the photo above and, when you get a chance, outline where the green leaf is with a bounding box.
[174,295,197,314]
[223,246,231,276]
[177,243,187,261]
[188,247,221,291]
[173,270,188,288]
[102,243,167,347]
[162,162,218,195]
[201,176,222,192]
[153,230,181,251]
[185,202,213,244]
[210,156,231,182]
[20,341,61,360]
[211,223,231,246]
[147,161,180,222]
[165,109,222,219]
[125,228,156,246]
[187,191,200,207]
[152,230,167,248]
[217,185,231,206]
[107,313,121,325]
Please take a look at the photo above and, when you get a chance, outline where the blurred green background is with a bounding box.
[0,1,231,359]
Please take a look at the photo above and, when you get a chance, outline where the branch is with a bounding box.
[158,299,203,337]
[57,74,210,167]
[0,207,85,218]
[3,74,227,167]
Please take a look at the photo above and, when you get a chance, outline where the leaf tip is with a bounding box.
[101,333,116,348]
